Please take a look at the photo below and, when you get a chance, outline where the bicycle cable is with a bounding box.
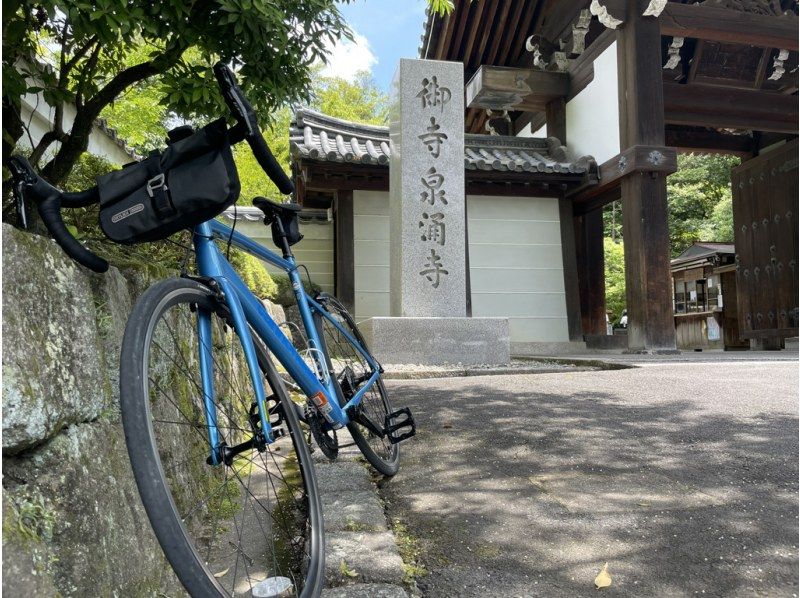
[225,201,238,261]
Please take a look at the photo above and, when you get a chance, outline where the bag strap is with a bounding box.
[145,151,174,217]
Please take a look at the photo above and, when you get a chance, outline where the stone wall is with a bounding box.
[2,224,183,596]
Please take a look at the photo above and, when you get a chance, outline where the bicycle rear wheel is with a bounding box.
[120,277,324,597]
[313,293,400,477]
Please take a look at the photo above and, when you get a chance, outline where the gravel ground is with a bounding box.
[378,359,799,597]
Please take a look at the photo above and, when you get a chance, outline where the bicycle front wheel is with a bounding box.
[120,277,324,597]
[313,293,400,477]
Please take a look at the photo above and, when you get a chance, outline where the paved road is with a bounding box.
[380,360,798,597]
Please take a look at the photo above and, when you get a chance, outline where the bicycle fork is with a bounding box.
[196,277,275,467]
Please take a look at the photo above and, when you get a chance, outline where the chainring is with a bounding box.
[309,411,338,460]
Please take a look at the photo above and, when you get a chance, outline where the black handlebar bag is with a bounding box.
[97,118,240,244]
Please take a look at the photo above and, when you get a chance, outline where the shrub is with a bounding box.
[271,274,322,307]
[227,249,277,300]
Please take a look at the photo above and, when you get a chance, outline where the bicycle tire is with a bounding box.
[120,277,324,597]
[312,293,400,477]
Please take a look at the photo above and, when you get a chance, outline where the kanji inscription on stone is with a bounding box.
[419,248,449,288]
[416,76,451,111]
[418,116,448,158]
[419,167,448,206]
[389,58,465,316]
[419,212,445,245]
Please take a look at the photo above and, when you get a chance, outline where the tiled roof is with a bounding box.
[289,108,596,176]
[671,241,736,266]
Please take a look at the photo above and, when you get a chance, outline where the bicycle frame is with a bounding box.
[192,218,381,459]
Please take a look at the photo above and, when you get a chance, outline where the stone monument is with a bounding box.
[360,58,510,365]
[389,59,466,317]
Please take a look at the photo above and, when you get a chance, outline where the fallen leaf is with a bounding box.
[442,422,453,429]
[595,562,612,589]
[213,567,230,578]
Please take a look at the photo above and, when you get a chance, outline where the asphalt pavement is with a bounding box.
[379,358,799,597]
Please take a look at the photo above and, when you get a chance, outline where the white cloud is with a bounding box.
[320,30,377,81]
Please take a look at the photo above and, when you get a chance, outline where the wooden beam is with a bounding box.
[539,1,591,47]
[466,66,570,112]
[665,127,754,156]
[334,190,355,313]
[546,97,567,143]
[663,82,799,134]
[497,0,528,65]
[573,184,622,216]
[617,0,676,352]
[568,144,678,202]
[461,0,487,76]
[484,1,513,66]
[660,2,799,52]
[575,209,607,336]
[559,196,584,341]
[507,0,539,65]
[471,0,501,67]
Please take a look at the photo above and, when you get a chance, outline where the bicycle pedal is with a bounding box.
[384,407,416,444]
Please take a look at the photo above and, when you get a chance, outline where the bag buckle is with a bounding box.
[147,173,167,198]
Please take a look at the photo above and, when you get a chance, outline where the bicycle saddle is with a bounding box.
[253,196,301,225]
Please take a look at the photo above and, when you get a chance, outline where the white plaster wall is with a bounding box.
[468,195,569,343]
[516,122,547,138]
[565,42,620,164]
[354,190,391,321]
[353,190,569,342]
[18,91,135,166]
[232,218,334,294]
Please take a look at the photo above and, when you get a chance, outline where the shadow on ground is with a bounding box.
[379,365,798,597]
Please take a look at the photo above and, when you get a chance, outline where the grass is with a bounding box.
[389,517,429,586]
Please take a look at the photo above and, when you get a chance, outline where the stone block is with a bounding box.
[325,531,405,587]
[2,421,180,596]
[2,225,108,454]
[360,317,510,366]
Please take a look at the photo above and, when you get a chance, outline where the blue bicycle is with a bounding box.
[9,64,415,597]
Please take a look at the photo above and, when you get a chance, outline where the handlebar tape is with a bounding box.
[9,155,107,272]
[37,196,109,273]
[212,62,295,196]
[249,131,295,195]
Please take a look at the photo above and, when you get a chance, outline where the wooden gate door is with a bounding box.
[731,139,799,342]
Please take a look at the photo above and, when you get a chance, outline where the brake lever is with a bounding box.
[12,178,29,229]
[7,156,36,229]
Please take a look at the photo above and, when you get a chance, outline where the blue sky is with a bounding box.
[321,0,429,92]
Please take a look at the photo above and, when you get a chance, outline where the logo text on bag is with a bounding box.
[111,203,145,223]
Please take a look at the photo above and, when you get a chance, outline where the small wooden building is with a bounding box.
[670,242,748,350]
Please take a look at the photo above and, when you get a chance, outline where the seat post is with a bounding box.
[273,218,294,259]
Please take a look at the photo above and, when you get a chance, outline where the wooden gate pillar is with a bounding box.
[334,190,355,313]
[616,0,677,352]
[575,209,607,335]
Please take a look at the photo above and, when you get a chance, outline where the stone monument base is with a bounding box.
[359,317,510,366]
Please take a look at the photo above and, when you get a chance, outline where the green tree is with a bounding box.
[666,153,739,256]
[699,195,734,243]
[602,153,739,255]
[3,0,352,186]
[604,237,626,322]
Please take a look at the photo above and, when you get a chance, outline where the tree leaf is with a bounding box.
[594,562,612,589]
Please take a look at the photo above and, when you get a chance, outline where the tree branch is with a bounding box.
[28,130,60,166]
[75,43,101,110]
[43,45,185,184]
[62,36,98,82]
